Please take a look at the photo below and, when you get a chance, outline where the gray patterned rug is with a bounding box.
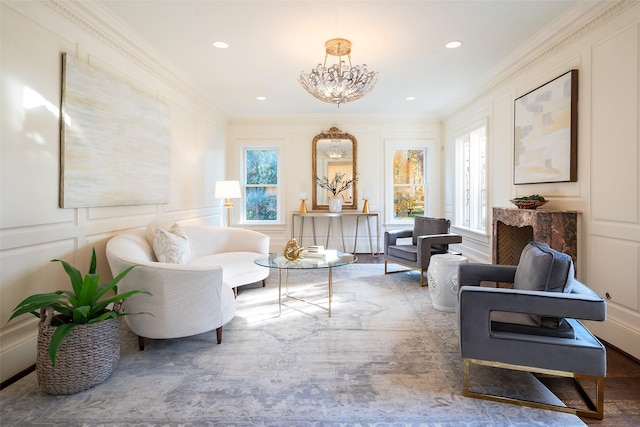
[1,264,585,426]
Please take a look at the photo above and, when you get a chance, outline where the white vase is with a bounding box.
[329,197,343,212]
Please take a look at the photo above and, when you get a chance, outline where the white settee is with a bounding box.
[106,225,270,350]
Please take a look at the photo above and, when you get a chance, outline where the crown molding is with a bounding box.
[444,0,636,119]
[6,0,230,122]
[228,113,441,128]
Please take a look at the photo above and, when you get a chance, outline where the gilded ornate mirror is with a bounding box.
[312,127,358,210]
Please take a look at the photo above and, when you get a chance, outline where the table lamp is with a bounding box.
[215,180,241,227]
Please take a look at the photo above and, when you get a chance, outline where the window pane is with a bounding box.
[245,186,277,220]
[244,148,279,222]
[393,185,425,220]
[454,123,487,233]
[246,150,278,185]
[391,148,425,220]
[393,149,424,184]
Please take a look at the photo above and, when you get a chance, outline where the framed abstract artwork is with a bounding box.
[60,53,171,208]
[513,69,578,184]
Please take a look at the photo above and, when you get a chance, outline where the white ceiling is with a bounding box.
[96,0,605,118]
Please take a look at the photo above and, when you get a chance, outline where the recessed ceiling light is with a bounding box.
[405,96,416,101]
[256,96,267,101]
[212,41,229,49]
[446,40,463,49]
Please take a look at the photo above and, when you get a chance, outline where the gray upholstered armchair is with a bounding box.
[384,216,462,286]
[458,242,607,419]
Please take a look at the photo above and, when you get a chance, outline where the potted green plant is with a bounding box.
[9,248,149,395]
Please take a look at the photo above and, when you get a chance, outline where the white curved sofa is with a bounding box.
[106,225,270,350]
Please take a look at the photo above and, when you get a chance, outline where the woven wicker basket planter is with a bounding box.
[37,309,121,395]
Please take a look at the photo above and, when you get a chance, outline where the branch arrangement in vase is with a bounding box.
[315,172,357,197]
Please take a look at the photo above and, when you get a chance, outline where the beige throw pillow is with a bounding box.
[149,223,191,264]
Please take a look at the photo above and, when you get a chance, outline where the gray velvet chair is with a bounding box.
[458,242,607,419]
[384,216,462,286]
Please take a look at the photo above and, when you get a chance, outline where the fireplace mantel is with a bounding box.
[492,207,579,267]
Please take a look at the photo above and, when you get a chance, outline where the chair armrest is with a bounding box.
[115,263,235,339]
[384,229,413,246]
[416,233,462,255]
[109,258,225,286]
[223,228,270,254]
[186,226,270,256]
[459,286,607,322]
[459,263,516,287]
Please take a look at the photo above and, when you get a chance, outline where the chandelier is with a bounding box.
[299,38,378,107]
[323,139,348,160]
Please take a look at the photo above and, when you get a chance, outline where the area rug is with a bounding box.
[1,264,585,426]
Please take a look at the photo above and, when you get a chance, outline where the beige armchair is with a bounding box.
[384,216,462,286]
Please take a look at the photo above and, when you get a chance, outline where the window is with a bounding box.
[243,148,279,222]
[389,146,426,221]
[454,122,487,233]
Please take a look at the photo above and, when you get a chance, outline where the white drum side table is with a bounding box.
[427,254,468,312]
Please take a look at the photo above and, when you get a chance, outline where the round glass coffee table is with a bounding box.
[254,252,357,317]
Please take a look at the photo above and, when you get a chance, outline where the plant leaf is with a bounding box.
[94,266,136,301]
[78,273,99,306]
[92,290,151,315]
[119,311,154,318]
[89,248,97,275]
[51,259,83,296]
[51,303,74,319]
[8,293,65,321]
[72,305,91,324]
[107,289,151,303]
[89,311,118,323]
[48,323,75,365]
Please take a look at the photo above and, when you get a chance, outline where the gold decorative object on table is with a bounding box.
[362,199,370,213]
[299,199,308,213]
[284,238,305,261]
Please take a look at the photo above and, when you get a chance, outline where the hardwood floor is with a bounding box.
[569,343,640,426]
[355,253,640,426]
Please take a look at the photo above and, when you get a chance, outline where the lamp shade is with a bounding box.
[215,180,241,199]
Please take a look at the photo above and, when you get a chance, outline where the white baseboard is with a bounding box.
[586,316,640,361]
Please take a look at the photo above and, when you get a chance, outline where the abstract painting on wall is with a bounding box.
[513,70,578,184]
[60,53,171,208]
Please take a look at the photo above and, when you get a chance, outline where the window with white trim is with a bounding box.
[386,143,427,222]
[243,148,280,223]
[454,122,487,233]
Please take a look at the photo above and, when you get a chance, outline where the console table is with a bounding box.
[291,211,380,255]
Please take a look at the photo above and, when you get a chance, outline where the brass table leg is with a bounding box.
[328,266,333,317]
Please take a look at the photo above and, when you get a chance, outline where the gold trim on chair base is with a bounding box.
[463,358,604,420]
[384,260,427,286]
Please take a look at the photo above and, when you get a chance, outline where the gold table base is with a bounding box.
[277,266,334,317]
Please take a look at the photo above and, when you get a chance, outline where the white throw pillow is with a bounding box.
[150,223,191,264]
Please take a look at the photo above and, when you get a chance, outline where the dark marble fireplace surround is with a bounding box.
[492,207,578,268]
